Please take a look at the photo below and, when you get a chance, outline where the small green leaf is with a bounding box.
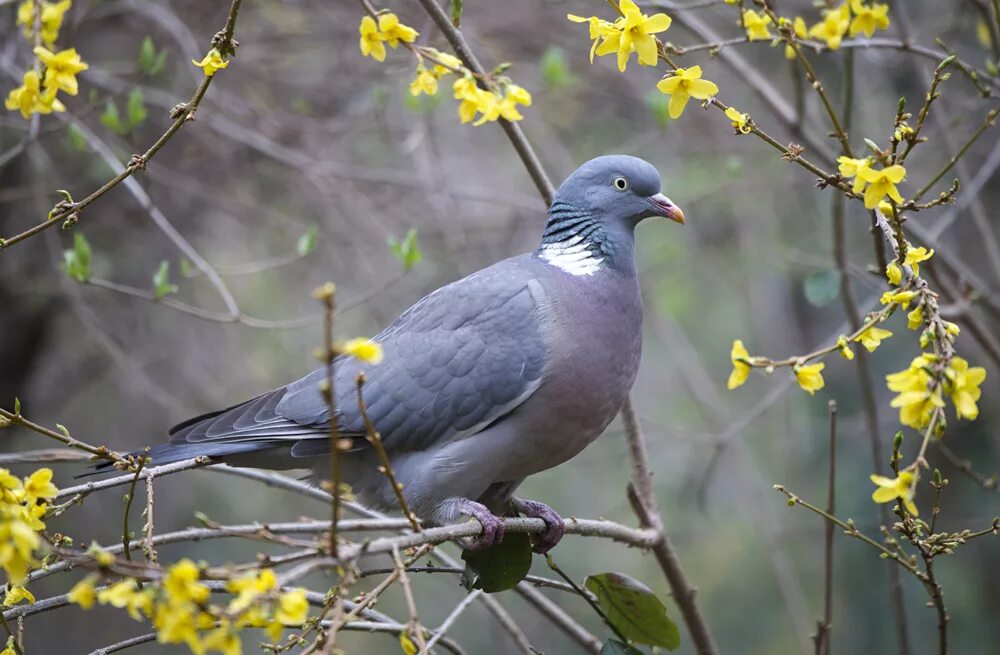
[297,225,319,257]
[387,228,422,272]
[585,572,680,650]
[645,90,671,129]
[13,397,21,416]
[179,257,193,278]
[461,531,531,593]
[600,640,644,655]
[450,0,463,26]
[100,99,125,135]
[63,233,92,282]
[540,47,573,90]
[138,37,167,76]
[66,124,87,151]
[127,89,148,129]
[152,260,178,300]
[803,270,840,307]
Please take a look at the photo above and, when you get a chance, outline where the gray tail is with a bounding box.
[82,441,276,478]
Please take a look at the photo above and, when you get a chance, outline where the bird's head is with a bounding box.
[550,155,685,227]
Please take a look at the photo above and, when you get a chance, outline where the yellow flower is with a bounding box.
[849,0,890,38]
[727,339,751,390]
[886,261,903,285]
[97,580,151,621]
[836,156,872,193]
[5,70,64,119]
[567,14,621,63]
[903,246,933,276]
[471,85,532,126]
[67,577,97,609]
[886,355,943,428]
[742,10,773,41]
[33,47,88,96]
[192,48,229,76]
[0,639,14,655]
[785,17,808,59]
[22,467,58,503]
[274,589,309,625]
[655,66,719,119]
[163,559,210,605]
[378,12,419,48]
[409,66,438,96]
[907,305,924,330]
[453,76,491,123]
[809,4,851,50]
[854,326,892,352]
[945,356,986,420]
[359,15,387,62]
[724,106,751,134]
[837,335,855,360]
[226,567,277,613]
[870,471,918,515]
[608,0,672,71]
[794,363,825,395]
[3,585,34,607]
[427,50,463,76]
[880,289,915,309]
[202,623,241,655]
[944,321,960,337]
[17,0,71,45]
[857,164,906,209]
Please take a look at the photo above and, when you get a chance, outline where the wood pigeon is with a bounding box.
[111,155,684,553]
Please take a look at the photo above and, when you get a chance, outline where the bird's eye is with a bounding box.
[612,176,629,191]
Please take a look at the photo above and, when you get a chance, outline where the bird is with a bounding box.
[106,155,684,554]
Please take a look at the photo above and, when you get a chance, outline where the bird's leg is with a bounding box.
[454,498,506,550]
[513,498,565,554]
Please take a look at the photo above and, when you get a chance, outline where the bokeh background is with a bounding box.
[1,0,998,653]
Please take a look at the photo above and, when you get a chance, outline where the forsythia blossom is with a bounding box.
[568,0,672,72]
[854,326,892,352]
[340,337,385,364]
[358,12,418,61]
[880,289,916,309]
[794,362,825,395]
[34,47,88,96]
[16,0,71,46]
[741,10,773,41]
[784,17,808,59]
[724,106,751,134]
[809,4,850,50]
[727,339,751,390]
[72,562,311,654]
[857,164,906,209]
[0,468,58,584]
[5,71,64,119]
[849,0,890,37]
[192,48,229,76]
[903,246,933,276]
[870,471,919,515]
[655,66,719,119]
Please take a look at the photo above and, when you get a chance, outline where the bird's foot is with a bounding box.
[456,498,506,550]
[514,498,565,554]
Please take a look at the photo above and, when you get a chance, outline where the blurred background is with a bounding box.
[1,0,998,653]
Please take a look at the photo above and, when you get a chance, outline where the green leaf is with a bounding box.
[66,124,87,151]
[100,99,125,135]
[645,90,671,129]
[461,531,531,593]
[540,47,573,90]
[179,257,193,278]
[152,260,178,300]
[803,270,840,307]
[584,572,680,650]
[450,0,463,26]
[138,37,167,76]
[600,640,644,655]
[63,233,92,282]
[13,397,21,416]
[127,89,148,129]
[387,228,422,272]
[297,225,319,257]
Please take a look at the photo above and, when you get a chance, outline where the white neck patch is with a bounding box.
[539,235,604,276]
